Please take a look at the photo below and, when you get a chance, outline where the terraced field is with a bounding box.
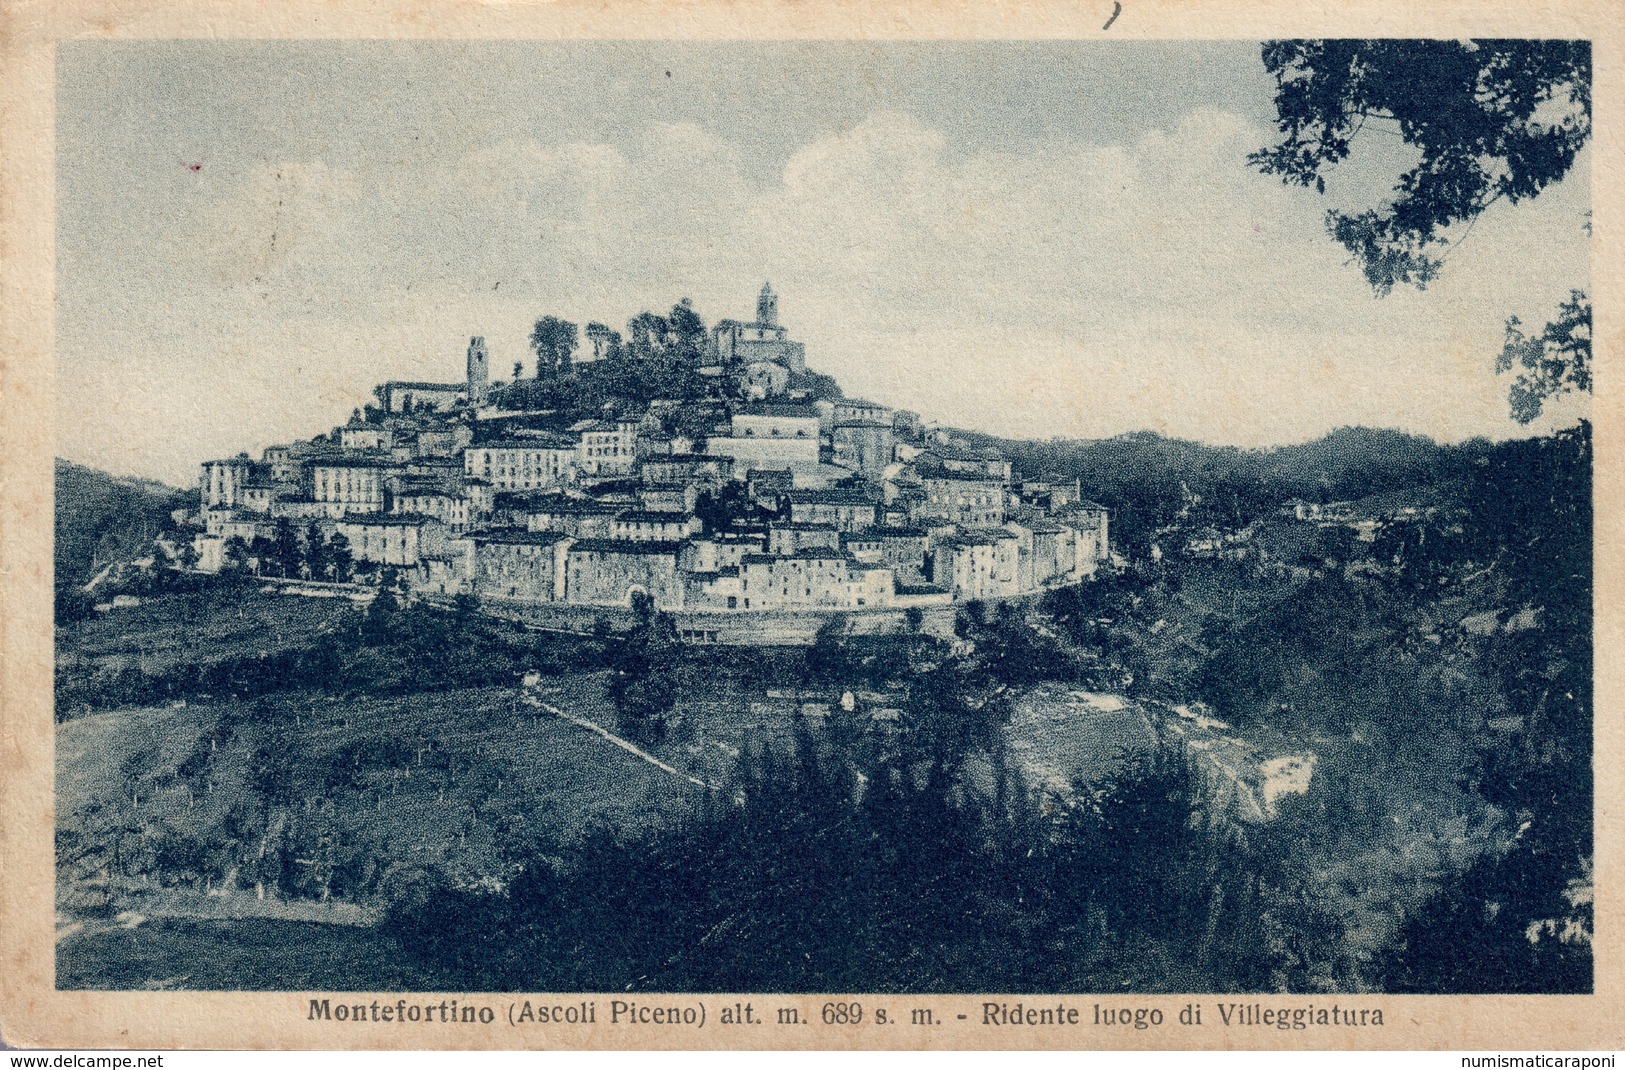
[62,588,353,674]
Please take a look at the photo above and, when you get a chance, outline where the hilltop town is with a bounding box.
[189,285,1110,642]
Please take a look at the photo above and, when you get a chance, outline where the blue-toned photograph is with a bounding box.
[52,39,1591,996]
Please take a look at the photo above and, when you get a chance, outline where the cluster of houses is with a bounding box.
[192,285,1110,627]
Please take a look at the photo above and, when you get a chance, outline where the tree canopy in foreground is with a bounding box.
[1250,39,1591,422]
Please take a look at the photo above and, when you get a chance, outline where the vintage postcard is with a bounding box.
[1,0,1620,1052]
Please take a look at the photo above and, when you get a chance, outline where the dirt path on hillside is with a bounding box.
[522,691,717,792]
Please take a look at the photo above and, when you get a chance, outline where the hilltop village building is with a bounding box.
[191,285,1111,635]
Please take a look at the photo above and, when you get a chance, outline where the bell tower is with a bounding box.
[756,282,779,328]
[466,336,489,400]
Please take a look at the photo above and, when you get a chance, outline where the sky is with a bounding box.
[56,41,1591,487]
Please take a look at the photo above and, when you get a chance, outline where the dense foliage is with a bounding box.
[1250,39,1592,424]
[387,725,1322,992]
[1498,290,1592,425]
[490,298,842,423]
[54,459,189,592]
[55,589,609,717]
[1251,39,1590,295]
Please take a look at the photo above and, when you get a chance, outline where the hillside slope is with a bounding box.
[55,459,187,590]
